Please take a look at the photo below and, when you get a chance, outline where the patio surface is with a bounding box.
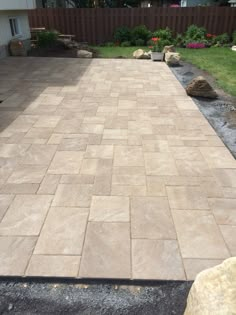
[0,57,235,280]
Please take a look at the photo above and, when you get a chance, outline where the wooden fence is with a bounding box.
[28,7,236,45]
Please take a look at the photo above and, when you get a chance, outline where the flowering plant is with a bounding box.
[186,42,205,49]
[149,37,164,52]
[206,33,216,39]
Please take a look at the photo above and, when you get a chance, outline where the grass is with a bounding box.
[93,46,148,58]
[177,47,236,97]
[93,46,236,97]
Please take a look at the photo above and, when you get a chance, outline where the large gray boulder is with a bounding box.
[77,49,92,58]
[184,257,236,315]
[186,76,217,99]
[165,52,180,66]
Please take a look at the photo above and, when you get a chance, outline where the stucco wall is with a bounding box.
[0,11,31,46]
[0,0,36,10]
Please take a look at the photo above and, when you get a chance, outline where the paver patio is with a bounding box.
[0,57,235,280]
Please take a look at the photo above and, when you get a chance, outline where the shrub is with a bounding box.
[186,42,206,49]
[135,38,145,46]
[233,31,236,45]
[174,33,185,47]
[212,33,230,46]
[120,41,131,47]
[185,24,206,42]
[131,25,152,45]
[114,26,131,44]
[38,30,58,48]
[153,27,173,43]
[105,42,114,47]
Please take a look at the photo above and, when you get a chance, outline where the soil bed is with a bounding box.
[172,61,236,158]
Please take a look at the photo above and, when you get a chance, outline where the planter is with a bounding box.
[151,52,164,61]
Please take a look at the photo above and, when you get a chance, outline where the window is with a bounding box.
[9,18,20,37]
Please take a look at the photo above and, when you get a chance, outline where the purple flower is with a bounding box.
[186,42,205,49]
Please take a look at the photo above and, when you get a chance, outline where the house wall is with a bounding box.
[0,0,36,10]
[0,11,31,57]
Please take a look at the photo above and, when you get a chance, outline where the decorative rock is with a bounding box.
[184,257,236,315]
[133,49,149,59]
[165,52,180,66]
[186,76,217,99]
[77,50,92,58]
[163,45,176,53]
[231,46,236,51]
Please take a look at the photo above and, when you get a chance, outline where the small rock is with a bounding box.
[231,46,236,51]
[133,49,148,59]
[77,50,92,58]
[184,257,236,315]
[163,45,176,53]
[165,52,180,66]
[186,76,217,99]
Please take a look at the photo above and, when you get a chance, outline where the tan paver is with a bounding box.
[0,58,235,279]
[26,255,81,277]
[79,222,131,278]
[132,239,185,280]
[35,207,88,255]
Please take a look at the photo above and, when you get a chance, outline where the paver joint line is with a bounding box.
[0,58,235,280]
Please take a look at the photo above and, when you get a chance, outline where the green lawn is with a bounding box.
[93,46,236,97]
[93,46,148,58]
[177,47,236,97]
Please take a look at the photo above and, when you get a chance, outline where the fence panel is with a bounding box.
[28,7,236,45]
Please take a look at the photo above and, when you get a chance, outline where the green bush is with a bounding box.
[135,38,145,46]
[131,25,151,45]
[114,26,131,44]
[120,41,131,47]
[174,33,185,47]
[153,27,173,43]
[105,42,114,47]
[185,24,206,42]
[212,33,230,46]
[233,31,236,45]
[38,30,58,48]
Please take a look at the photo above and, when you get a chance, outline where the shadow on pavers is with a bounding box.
[0,278,192,315]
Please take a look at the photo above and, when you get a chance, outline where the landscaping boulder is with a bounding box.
[165,52,180,66]
[186,76,217,99]
[232,46,236,51]
[163,45,176,53]
[184,257,236,315]
[133,49,149,59]
[77,49,92,58]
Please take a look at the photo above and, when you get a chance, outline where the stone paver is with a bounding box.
[0,57,235,280]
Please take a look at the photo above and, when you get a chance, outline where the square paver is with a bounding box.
[35,207,88,255]
[167,186,209,210]
[7,165,47,184]
[114,146,144,167]
[85,145,113,159]
[172,210,230,259]
[89,196,129,222]
[132,239,185,280]
[208,198,236,225]
[58,138,87,151]
[131,197,176,239]
[0,195,52,236]
[79,222,131,278]
[0,236,36,275]
[219,225,236,256]
[144,153,178,176]
[20,144,57,165]
[0,194,15,221]
[52,184,92,207]
[200,147,236,169]
[26,255,80,277]
[48,151,84,174]
[183,259,223,280]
